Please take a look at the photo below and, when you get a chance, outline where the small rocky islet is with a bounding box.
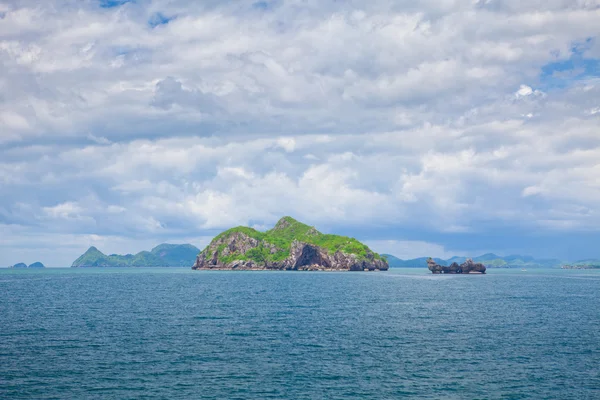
[427,257,486,274]
[193,216,388,271]
[9,262,45,269]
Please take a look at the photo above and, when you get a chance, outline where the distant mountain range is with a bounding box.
[71,244,200,268]
[381,253,599,268]
[9,262,45,269]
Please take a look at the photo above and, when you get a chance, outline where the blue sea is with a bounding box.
[1,268,599,399]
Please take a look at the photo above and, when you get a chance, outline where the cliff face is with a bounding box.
[427,258,486,274]
[193,217,388,271]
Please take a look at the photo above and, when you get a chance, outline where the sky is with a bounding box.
[1,0,600,267]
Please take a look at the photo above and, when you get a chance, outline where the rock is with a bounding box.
[9,263,28,269]
[460,258,487,274]
[427,257,486,274]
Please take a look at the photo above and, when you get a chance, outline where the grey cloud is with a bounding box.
[151,76,223,112]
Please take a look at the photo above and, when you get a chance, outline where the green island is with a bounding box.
[193,216,388,271]
[71,244,200,268]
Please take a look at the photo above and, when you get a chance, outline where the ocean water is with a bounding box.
[1,268,599,399]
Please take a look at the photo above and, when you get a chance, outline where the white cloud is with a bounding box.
[276,137,296,152]
[43,202,83,219]
[516,84,533,97]
[522,185,543,197]
[87,133,112,145]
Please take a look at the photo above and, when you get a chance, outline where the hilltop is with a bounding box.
[193,217,388,271]
[71,244,200,268]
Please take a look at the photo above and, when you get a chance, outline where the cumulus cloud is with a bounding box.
[43,202,84,220]
[0,0,599,265]
[516,85,534,97]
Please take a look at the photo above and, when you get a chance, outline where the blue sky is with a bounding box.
[1,0,600,266]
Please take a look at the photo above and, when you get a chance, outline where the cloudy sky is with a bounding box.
[1,0,600,266]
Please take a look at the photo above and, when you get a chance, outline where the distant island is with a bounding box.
[71,244,200,268]
[193,216,388,271]
[427,258,486,274]
[383,253,571,269]
[9,262,45,269]
[561,263,600,270]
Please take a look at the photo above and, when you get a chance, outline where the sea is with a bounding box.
[1,268,599,399]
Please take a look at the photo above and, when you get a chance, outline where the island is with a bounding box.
[9,262,45,268]
[71,243,200,267]
[427,257,486,274]
[561,264,600,269]
[193,216,388,271]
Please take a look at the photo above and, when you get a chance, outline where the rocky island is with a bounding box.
[72,244,200,267]
[427,257,486,274]
[193,217,388,271]
[9,262,45,268]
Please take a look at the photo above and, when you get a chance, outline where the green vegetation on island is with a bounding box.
[194,216,388,271]
[71,243,200,268]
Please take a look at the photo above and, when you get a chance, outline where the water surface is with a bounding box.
[1,268,599,399]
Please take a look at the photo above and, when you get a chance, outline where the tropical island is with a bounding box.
[9,262,46,269]
[193,216,388,271]
[71,244,200,268]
